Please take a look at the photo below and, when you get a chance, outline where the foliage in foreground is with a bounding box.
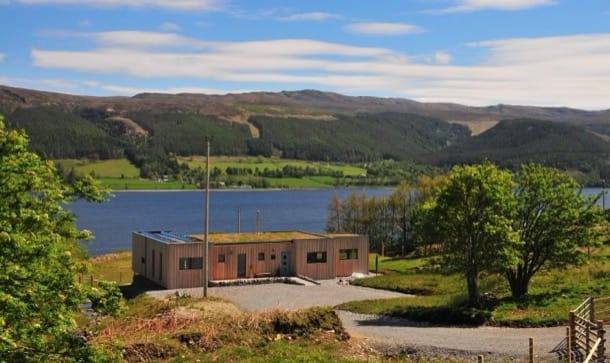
[0,116,107,362]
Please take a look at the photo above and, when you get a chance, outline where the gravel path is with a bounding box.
[338,311,567,362]
[147,280,568,361]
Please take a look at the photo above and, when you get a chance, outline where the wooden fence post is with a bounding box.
[90,274,94,286]
[569,310,576,352]
[478,355,484,363]
[567,326,572,363]
[596,320,605,363]
[529,337,534,363]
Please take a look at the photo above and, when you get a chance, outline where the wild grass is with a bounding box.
[87,250,133,285]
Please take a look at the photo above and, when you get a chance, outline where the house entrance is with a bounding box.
[280,251,289,277]
[237,254,246,278]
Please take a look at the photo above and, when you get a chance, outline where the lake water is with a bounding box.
[68,188,393,256]
[68,187,608,256]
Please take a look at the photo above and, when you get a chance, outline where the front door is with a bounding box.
[237,254,246,278]
[280,251,289,277]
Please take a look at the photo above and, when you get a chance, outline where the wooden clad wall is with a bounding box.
[132,233,147,276]
[166,243,204,289]
[294,236,369,280]
[131,233,168,287]
[210,241,293,280]
[295,239,337,280]
[334,236,369,277]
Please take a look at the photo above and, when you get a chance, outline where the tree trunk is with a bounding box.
[507,269,530,299]
[466,271,480,307]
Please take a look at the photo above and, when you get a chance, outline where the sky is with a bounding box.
[0,0,609,109]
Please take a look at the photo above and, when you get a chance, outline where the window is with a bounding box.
[179,257,203,270]
[339,249,358,260]
[307,251,327,264]
[258,252,265,261]
[270,254,276,260]
[218,254,225,263]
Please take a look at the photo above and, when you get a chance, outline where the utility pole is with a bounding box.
[603,179,606,210]
[237,207,241,234]
[203,137,210,297]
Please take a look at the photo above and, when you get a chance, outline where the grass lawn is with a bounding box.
[339,246,610,326]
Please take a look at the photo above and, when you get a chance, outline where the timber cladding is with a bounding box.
[132,231,369,289]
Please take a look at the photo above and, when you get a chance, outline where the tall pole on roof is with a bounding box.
[203,137,210,297]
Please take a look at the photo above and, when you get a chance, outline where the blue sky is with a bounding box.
[1,0,609,109]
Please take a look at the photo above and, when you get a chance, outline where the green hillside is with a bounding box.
[250,112,470,162]
[430,119,610,184]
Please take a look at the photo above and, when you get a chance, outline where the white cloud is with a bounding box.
[344,22,423,36]
[278,12,341,22]
[0,53,5,62]
[160,22,181,31]
[434,51,452,64]
[79,18,91,27]
[28,32,610,109]
[439,0,555,13]
[12,0,223,10]
[82,81,247,95]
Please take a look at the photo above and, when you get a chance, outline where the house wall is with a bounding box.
[333,236,369,277]
[210,241,293,280]
[294,236,369,280]
[294,238,337,280]
[166,243,204,289]
[133,232,369,286]
[131,233,169,288]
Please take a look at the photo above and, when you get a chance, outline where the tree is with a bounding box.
[427,162,517,307]
[388,181,415,255]
[325,191,342,233]
[0,117,106,361]
[505,163,604,298]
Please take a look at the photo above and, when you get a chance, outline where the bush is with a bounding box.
[87,281,126,316]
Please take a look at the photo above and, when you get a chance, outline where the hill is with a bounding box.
[2,85,610,185]
[429,119,610,183]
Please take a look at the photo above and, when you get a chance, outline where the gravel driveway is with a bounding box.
[338,311,567,362]
[209,279,410,311]
[147,280,568,361]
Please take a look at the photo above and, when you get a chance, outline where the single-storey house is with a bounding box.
[132,230,369,289]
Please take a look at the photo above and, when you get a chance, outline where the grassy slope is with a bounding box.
[340,246,610,326]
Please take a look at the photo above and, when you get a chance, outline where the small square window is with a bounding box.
[258,252,265,261]
[270,254,276,260]
[218,254,225,263]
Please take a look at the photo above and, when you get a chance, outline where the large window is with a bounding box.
[339,248,358,260]
[179,257,203,270]
[307,251,327,264]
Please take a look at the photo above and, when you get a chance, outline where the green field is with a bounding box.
[55,158,140,178]
[55,157,368,190]
[181,156,365,176]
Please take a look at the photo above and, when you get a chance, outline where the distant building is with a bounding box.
[131,230,369,289]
